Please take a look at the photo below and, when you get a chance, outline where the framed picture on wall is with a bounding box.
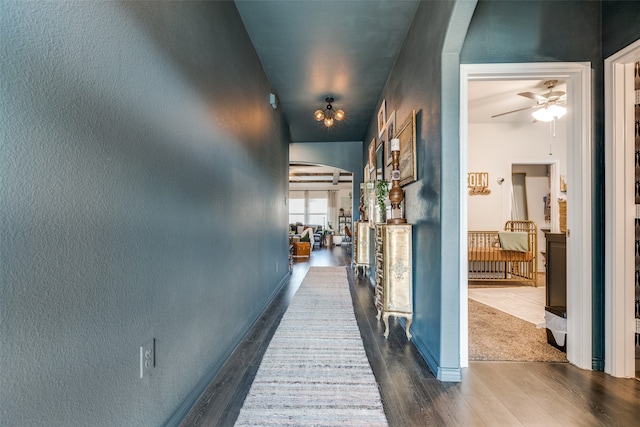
[376,139,384,181]
[397,109,417,187]
[385,110,396,166]
[377,128,386,179]
[368,138,376,176]
[377,100,386,137]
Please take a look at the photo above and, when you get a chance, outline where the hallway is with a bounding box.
[181,246,640,427]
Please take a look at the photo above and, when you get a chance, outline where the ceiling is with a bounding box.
[235,2,568,187]
[468,79,568,124]
[289,163,352,191]
[236,1,567,142]
[235,0,421,143]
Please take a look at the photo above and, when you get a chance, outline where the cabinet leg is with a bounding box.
[382,313,390,339]
[404,317,413,340]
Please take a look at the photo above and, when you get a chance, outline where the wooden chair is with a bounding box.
[344,225,352,242]
[344,225,353,254]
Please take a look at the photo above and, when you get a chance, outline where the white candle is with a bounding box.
[391,138,400,151]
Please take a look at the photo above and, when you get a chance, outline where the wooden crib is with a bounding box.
[468,220,538,286]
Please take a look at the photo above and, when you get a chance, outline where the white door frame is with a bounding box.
[460,63,593,369]
[507,160,561,233]
[604,39,640,378]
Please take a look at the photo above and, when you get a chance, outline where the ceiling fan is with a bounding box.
[491,80,567,121]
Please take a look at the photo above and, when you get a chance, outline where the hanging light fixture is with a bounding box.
[314,97,345,127]
[532,103,567,122]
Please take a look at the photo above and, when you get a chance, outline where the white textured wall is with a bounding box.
[467,122,567,231]
[1,2,289,426]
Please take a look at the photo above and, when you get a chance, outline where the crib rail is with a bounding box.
[468,220,538,286]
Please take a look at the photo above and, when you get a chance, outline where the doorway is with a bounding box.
[604,39,640,379]
[510,172,529,220]
[288,162,353,232]
[460,62,592,369]
[466,101,566,361]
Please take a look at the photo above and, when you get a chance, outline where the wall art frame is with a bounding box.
[375,139,384,181]
[384,110,396,166]
[377,100,386,137]
[397,109,417,187]
[368,137,377,178]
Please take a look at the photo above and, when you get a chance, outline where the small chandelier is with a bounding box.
[314,97,345,127]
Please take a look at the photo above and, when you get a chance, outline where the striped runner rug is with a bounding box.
[234,266,388,426]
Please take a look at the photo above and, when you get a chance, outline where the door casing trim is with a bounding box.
[604,38,640,378]
[460,62,592,369]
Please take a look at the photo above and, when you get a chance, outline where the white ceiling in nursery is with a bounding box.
[468,80,567,124]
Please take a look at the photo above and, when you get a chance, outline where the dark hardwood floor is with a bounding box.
[181,245,640,426]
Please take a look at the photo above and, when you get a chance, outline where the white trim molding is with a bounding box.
[460,62,593,370]
[604,38,640,378]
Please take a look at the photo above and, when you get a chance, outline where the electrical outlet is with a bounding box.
[140,338,155,378]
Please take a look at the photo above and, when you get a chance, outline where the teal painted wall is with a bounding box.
[602,0,640,59]
[461,1,601,63]
[362,0,461,379]
[0,2,289,425]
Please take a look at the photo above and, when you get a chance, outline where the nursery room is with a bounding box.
[466,79,569,362]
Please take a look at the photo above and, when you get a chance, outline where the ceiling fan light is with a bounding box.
[334,109,345,121]
[548,104,566,119]
[314,110,325,121]
[532,108,553,122]
[532,104,566,122]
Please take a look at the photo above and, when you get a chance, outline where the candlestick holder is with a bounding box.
[387,139,406,224]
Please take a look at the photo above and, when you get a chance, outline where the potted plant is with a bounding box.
[323,222,334,246]
[376,179,389,222]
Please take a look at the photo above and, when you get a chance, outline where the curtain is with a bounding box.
[328,190,338,231]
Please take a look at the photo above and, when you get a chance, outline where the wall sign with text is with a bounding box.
[467,172,491,196]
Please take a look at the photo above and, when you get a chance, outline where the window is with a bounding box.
[308,193,328,225]
[289,191,328,226]
[289,192,305,224]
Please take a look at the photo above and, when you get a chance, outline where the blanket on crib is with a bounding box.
[498,231,528,252]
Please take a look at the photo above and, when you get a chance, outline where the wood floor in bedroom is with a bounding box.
[181,245,640,427]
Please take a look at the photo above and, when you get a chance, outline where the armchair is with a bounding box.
[313,225,323,249]
[289,223,323,250]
